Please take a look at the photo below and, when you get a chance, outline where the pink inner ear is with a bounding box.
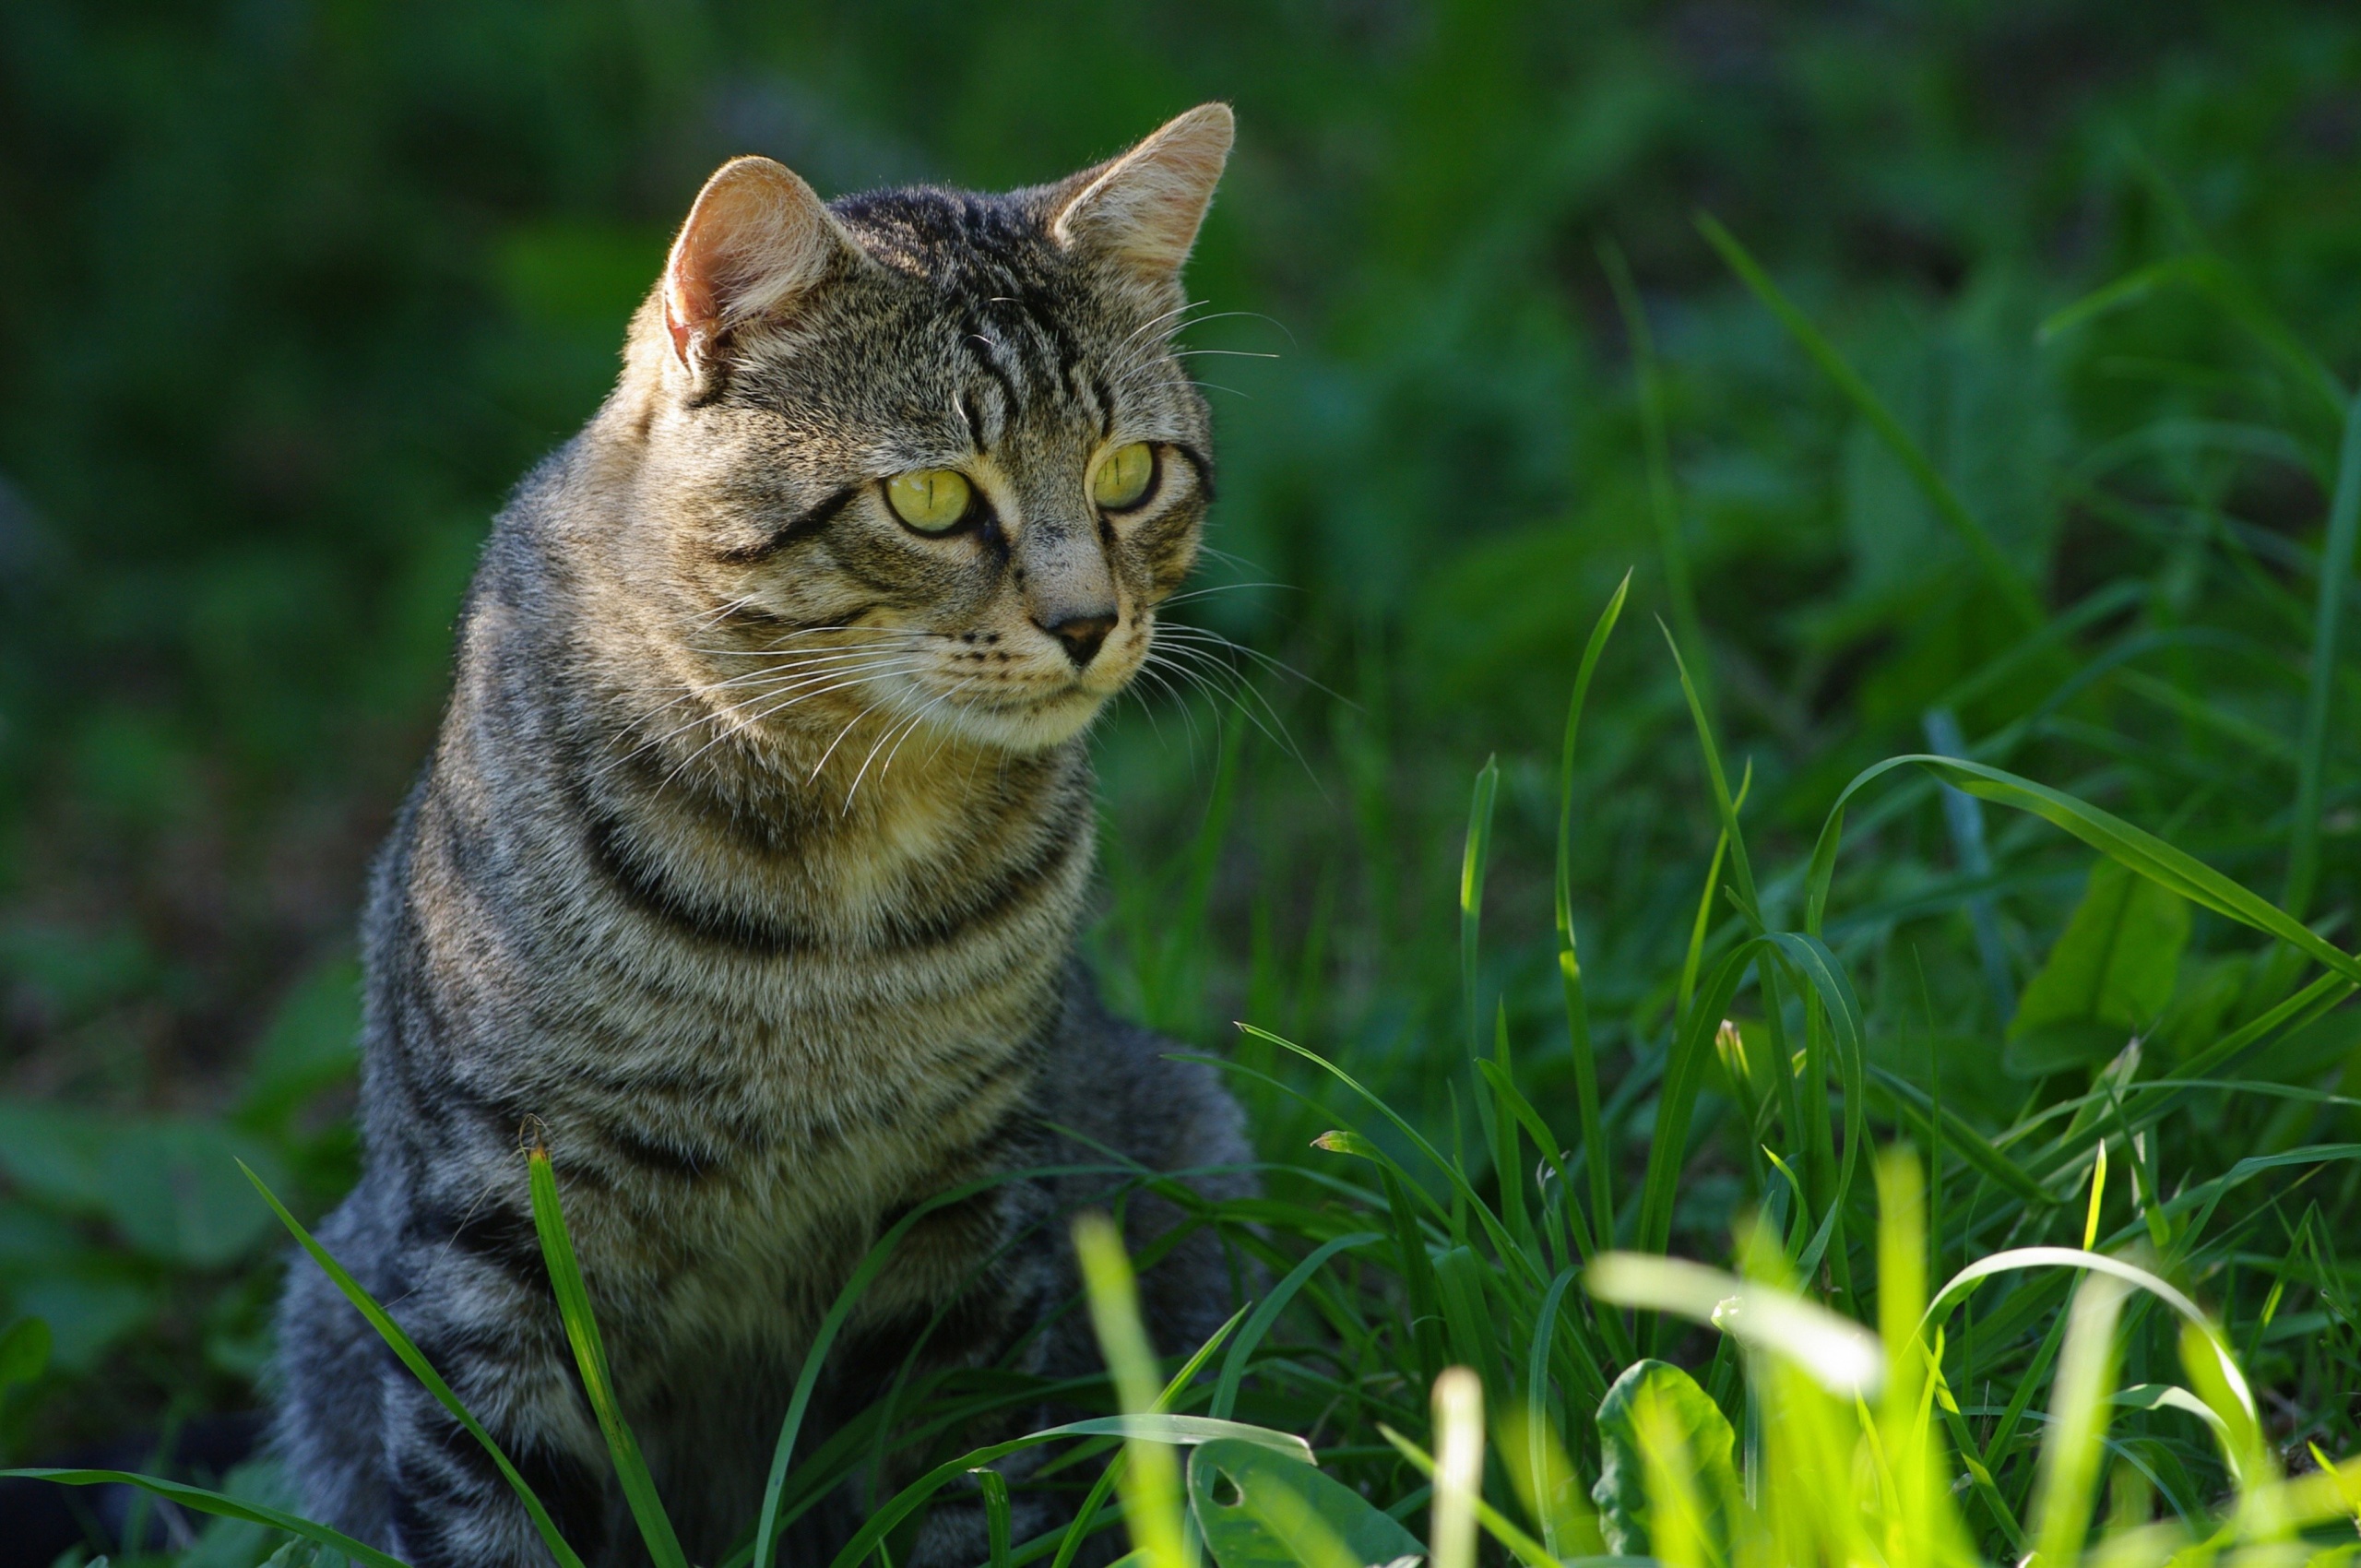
[1054,108,1232,275]
[661,157,840,367]
[665,267,713,361]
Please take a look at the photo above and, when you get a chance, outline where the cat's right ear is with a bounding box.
[662,157,857,383]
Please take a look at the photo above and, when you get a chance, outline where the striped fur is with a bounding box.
[272,107,1251,1567]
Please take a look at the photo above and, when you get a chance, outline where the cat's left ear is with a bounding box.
[1050,103,1233,279]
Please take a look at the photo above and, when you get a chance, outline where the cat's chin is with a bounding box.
[939,688,1110,754]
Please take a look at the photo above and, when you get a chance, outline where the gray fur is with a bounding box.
[272,109,1250,1568]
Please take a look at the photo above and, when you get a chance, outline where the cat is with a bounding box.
[271,103,1252,1568]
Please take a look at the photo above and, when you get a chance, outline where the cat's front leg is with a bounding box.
[379,1280,614,1568]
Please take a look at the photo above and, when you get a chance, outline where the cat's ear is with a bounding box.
[1050,103,1233,279]
[662,156,858,376]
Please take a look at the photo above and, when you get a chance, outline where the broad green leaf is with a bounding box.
[0,1103,290,1266]
[1189,1437,1422,1568]
[1592,1360,1738,1562]
[2006,861,2189,1077]
[814,1415,1311,1568]
[240,953,362,1121]
[8,1279,148,1372]
[0,1314,50,1388]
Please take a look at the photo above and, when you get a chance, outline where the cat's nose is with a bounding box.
[1037,611,1116,669]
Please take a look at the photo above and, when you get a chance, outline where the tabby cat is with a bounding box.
[272,104,1252,1568]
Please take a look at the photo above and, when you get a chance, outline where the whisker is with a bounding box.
[1154,581,1297,607]
[635,658,931,782]
[1146,641,1313,776]
[810,696,890,781]
[870,677,979,799]
[1153,623,1351,706]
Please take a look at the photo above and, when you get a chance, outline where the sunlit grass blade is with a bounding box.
[237,1159,589,1568]
[526,1141,688,1568]
[1497,1399,1604,1560]
[1586,1253,1885,1398]
[2027,1272,2130,1568]
[1431,1366,1484,1568]
[1076,1211,1189,1568]
[1921,1247,2256,1425]
[1377,1431,1560,1568]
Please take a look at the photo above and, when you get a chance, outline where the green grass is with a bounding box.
[11,223,2361,1562]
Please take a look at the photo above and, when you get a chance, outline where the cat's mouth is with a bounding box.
[922,670,1124,753]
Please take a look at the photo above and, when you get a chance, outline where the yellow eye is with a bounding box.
[884,469,974,532]
[1092,442,1156,511]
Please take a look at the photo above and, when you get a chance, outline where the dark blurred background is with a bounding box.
[4,0,2358,1468]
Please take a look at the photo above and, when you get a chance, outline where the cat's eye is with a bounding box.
[884,469,975,533]
[1092,443,1157,511]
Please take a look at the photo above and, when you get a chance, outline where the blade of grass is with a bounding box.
[237,1160,588,1568]
[1380,1418,1560,1568]
[0,1468,415,1568]
[743,1165,1120,1568]
[1922,1246,2255,1425]
[2027,1273,2131,1568]
[1060,1309,1253,1568]
[1585,1253,1886,1398]
[1430,1367,1488,1568]
[1491,1002,1533,1255]
[1462,754,1504,1170]
[814,1412,1312,1568]
[1676,761,1751,1036]
[1076,1212,1188,1568]
[1251,1027,1540,1288]
[1210,1232,1385,1420]
[2284,391,2361,921]
[1661,624,1762,925]
[526,1143,687,1568]
[1698,211,2046,634]
[1601,242,1712,720]
[2039,251,2346,419]
[1808,754,2361,987]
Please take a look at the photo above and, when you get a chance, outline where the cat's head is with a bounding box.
[617,105,1231,759]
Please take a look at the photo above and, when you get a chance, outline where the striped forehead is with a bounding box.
[834,190,1125,446]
